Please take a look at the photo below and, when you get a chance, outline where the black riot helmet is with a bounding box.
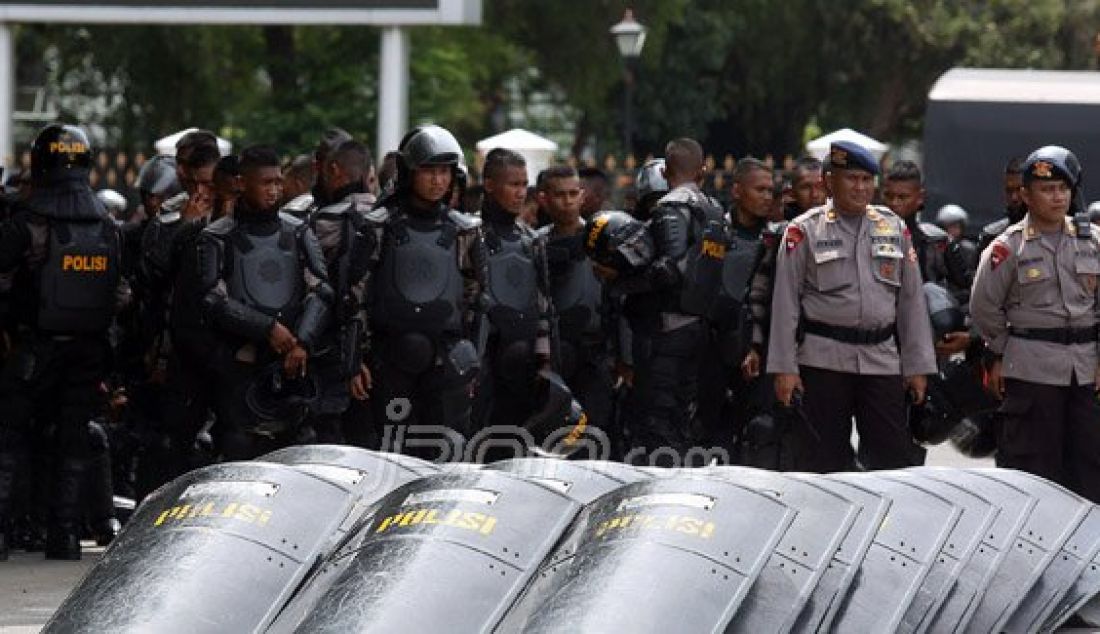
[244,363,319,437]
[135,155,181,199]
[633,158,669,220]
[394,124,464,199]
[584,210,654,276]
[522,369,589,458]
[31,124,94,185]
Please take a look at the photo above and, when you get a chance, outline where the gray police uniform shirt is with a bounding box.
[766,203,936,377]
[970,215,1100,386]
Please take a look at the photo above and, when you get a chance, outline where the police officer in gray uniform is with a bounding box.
[0,124,128,559]
[196,145,332,460]
[633,138,725,465]
[970,146,1100,503]
[360,125,486,459]
[768,141,936,472]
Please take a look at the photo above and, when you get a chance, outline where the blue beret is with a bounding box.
[827,140,879,175]
[1022,145,1080,186]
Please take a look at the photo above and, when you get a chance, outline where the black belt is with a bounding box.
[803,319,896,345]
[1010,326,1098,345]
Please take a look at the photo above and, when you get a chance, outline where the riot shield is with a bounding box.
[884,471,999,634]
[496,474,796,633]
[261,444,437,502]
[1038,506,1100,632]
[486,458,650,503]
[915,467,1037,633]
[826,472,962,633]
[274,470,581,633]
[1000,494,1100,633]
[788,475,892,633]
[43,462,359,634]
[965,469,1090,634]
[705,467,859,633]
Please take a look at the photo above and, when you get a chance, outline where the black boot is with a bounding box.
[84,429,118,547]
[46,458,86,561]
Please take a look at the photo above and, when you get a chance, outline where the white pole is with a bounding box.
[0,23,14,168]
[377,26,409,162]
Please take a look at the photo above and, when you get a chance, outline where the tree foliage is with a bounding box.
[12,0,1100,157]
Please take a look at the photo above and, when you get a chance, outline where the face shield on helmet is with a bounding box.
[31,124,94,185]
[135,155,182,199]
[934,204,969,229]
[584,210,655,276]
[96,189,128,220]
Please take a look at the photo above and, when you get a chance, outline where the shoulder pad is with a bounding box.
[447,209,481,231]
[160,192,188,215]
[280,193,315,215]
[870,204,895,216]
[535,224,553,239]
[155,210,181,225]
[362,206,392,225]
[656,187,695,206]
[312,199,354,219]
[919,222,949,242]
[346,192,376,211]
[203,216,236,237]
[278,211,304,227]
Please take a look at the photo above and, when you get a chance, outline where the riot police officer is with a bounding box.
[632,137,725,465]
[698,158,773,454]
[280,127,354,220]
[978,157,1028,253]
[0,124,128,559]
[473,149,554,450]
[306,137,376,446]
[971,146,1100,503]
[359,125,485,460]
[537,165,614,453]
[196,145,332,460]
[131,131,222,499]
[768,141,936,472]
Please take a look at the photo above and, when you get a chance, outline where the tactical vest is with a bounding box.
[38,218,121,333]
[708,227,762,327]
[225,222,304,325]
[679,204,728,316]
[484,224,540,342]
[545,233,602,341]
[371,213,464,337]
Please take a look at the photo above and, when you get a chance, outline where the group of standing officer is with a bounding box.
[2,117,1098,562]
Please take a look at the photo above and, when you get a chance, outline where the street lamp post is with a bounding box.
[610,9,647,157]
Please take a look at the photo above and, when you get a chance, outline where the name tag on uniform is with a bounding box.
[870,235,900,245]
[814,249,842,264]
[873,243,903,258]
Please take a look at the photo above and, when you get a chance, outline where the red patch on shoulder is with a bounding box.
[903,226,911,238]
[784,225,804,252]
[990,242,1010,270]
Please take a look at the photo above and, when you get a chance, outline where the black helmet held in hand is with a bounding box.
[31,124,94,185]
[584,210,654,276]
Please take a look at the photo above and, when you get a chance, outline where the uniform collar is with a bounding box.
[1021,214,1075,240]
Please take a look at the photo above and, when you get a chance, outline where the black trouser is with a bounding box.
[998,377,1100,503]
[209,349,289,461]
[560,341,614,459]
[0,334,109,536]
[371,339,475,462]
[135,330,216,501]
[794,366,923,473]
[302,348,350,445]
[629,321,705,467]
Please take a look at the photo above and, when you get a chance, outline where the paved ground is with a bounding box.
[0,447,1039,633]
[0,544,102,632]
